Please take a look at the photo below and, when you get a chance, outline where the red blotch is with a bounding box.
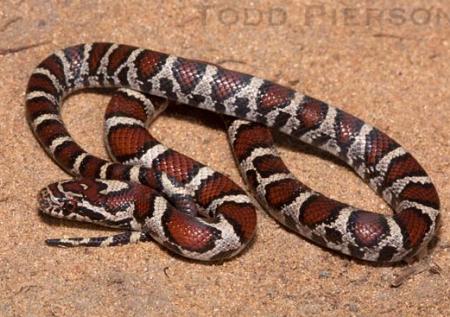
[213,70,248,100]
[105,164,130,180]
[175,59,202,90]
[265,179,301,208]
[27,74,58,95]
[259,84,293,110]
[336,112,361,145]
[196,176,239,207]
[37,121,68,145]
[298,98,326,129]
[385,155,424,185]
[107,92,148,122]
[40,55,65,83]
[395,208,430,248]
[351,211,386,247]
[154,151,198,183]
[125,184,155,219]
[107,45,136,74]
[26,99,58,121]
[216,202,257,241]
[232,125,272,160]
[137,50,166,78]
[62,179,101,203]
[108,126,152,158]
[301,196,343,227]
[366,130,395,166]
[399,183,440,208]
[88,43,112,74]
[57,142,83,168]
[165,210,215,251]
[81,157,106,178]
[254,155,289,175]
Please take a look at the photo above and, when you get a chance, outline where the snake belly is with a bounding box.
[26,43,440,262]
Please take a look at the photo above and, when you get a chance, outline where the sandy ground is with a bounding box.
[0,1,449,316]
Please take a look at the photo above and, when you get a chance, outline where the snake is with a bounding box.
[25,43,440,262]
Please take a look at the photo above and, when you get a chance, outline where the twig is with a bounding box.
[0,17,22,32]
[163,266,170,278]
[0,41,50,56]
[216,59,248,66]
[373,33,412,41]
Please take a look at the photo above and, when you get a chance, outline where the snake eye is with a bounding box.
[63,199,77,212]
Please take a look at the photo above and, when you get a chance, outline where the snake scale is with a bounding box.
[26,43,440,262]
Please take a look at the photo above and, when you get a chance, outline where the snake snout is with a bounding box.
[37,185,65,217]
[38,187,54,214]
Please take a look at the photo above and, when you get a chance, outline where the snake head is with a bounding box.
[38,178,142,224]
[37,179,95,219]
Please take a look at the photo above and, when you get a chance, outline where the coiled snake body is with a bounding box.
[26,43,440,262]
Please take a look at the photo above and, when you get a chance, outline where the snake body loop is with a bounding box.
[26,43,440,262]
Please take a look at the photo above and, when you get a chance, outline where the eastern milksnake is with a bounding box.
[26,43,440,262]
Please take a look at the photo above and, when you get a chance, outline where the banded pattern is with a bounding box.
[27,43,440,262]
[227,119,439,262]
